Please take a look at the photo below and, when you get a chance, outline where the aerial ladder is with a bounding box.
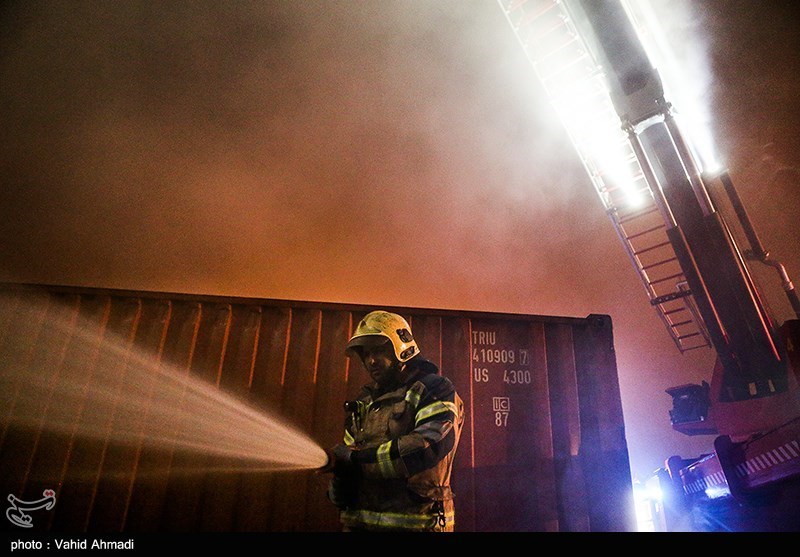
[498,0,800,529]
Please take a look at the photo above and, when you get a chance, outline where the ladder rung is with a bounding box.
[633,240,671,256]
[507,0,537,13]
[649,272,686,286]
[527,14,570,43]
[641,257,678,271]
[514,0,558,26]
[617,205,659,224]
[680,343,710,352]
[625,224,666,241]
[539,48,591,82]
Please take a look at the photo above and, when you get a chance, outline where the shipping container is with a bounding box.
[0,283,636,533]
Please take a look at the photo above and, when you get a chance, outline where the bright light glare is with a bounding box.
[553,82,647,209]
[502,0,650,210]
[621,0,723,173]
[645,484,663,501]
[500,0,718,209]
[633,480,663,532]
[704,484,731,500]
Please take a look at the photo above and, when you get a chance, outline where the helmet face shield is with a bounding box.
[346,310,419,363]
[345,334,390,360]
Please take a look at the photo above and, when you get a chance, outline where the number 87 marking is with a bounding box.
[495,412,509,427]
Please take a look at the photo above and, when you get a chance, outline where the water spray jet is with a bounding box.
[0,299,330,478]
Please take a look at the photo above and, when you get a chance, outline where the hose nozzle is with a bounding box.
[315,447,336,474]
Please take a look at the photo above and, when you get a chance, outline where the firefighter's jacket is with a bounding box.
[333,357,464,531]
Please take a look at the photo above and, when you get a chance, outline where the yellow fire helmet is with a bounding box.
[346,310,419,363]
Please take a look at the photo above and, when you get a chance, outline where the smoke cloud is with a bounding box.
[1,0,798,483]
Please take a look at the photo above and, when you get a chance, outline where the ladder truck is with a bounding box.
[498,0,800,531]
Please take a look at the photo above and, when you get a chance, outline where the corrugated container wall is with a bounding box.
[0,284,636,532]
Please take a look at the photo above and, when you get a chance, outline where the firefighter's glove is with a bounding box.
[327,474,357,509]
[327,443,359,477]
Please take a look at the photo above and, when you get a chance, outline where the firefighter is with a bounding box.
[323,310,465,532]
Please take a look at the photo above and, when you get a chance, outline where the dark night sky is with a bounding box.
[1,0,798,482]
